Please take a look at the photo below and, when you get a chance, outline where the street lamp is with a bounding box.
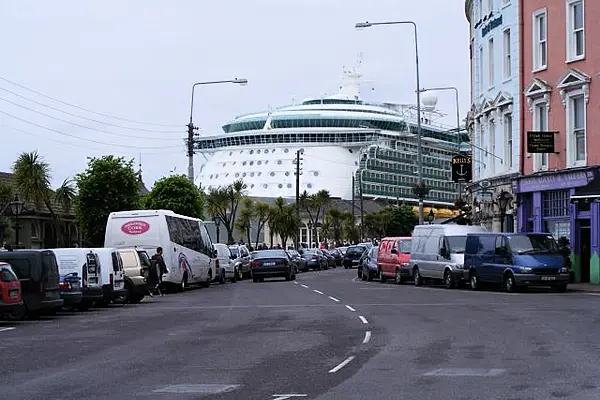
[9,194,24,247]
[355,20,425,225]
[427,208,435,224]
[212,216,221,243]
[187,78,249,183]
[496,191,512,232]
[419,86,462,197]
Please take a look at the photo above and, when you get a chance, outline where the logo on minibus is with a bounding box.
[121,221,150,235]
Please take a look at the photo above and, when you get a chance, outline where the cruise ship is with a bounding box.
[196,64,469,208]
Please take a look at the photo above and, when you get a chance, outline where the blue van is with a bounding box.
[464,232,569,292]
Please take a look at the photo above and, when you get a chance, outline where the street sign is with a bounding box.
[451,155,472,183]
[527,131,556,153]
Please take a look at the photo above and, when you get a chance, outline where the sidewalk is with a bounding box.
[568,283,600,293]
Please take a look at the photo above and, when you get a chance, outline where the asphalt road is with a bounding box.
[2,269,600,399]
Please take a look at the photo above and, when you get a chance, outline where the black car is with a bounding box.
[251,250,297,282]
[287,250,308,272]
[328,249,343,266]
[343,245,368,269]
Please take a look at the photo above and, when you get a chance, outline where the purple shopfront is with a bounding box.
[512,168,600,283]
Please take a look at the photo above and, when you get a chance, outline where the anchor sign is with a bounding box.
[451,156,472,183]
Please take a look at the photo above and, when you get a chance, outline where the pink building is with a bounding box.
[514,0,600,283]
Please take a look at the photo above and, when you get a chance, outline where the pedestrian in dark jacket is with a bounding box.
[150,247,168,297]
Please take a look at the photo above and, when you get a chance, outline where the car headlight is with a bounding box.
[401,262,410,268]
[560,267,568,273]
[517,267,532,273]
[455,264,464,270]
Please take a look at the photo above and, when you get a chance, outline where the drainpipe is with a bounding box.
[518,0,525,176]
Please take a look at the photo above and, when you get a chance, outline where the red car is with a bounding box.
[377,237,412,284]
[0,262,24,320]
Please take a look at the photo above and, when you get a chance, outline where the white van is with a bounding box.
[51,248,104,310]
[104,209,215,291]
[90,248,127,304]
[410,224,487,288]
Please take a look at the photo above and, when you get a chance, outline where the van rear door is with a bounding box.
[85,251,101,288]
[41,251,62,302]
[111,251,125,291]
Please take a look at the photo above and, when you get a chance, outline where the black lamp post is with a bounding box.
[213,216,221,243]
[427,209,435,224]
[497,191,512,232]
[9,194,24,248]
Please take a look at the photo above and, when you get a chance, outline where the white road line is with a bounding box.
[362,330,372,344]
[300,284,309,288]
[585,293,600,296]
[328,296,340,302]
[328,356,355,373]
[345,305,356,312]
[313,289,324,295]
[293,281,298,285]
[359,315,368,324]
[0,327,16,333]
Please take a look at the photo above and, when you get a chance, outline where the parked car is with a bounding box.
[229,244,251,280]
[328,248,343,266]
[377,237,412,284]
[0,262,24,320]
[360,247,379,281]
[250,250,296,282]
[0,250,63,316]
[322,250,336,268]
[287,250,307,273]
[116,247,152,303]
[214,244,236,283]
[301,249,327,270]
[90,247,127,305]
[58,272,83,310]
[343,245,368,270]
[464,232,569,292]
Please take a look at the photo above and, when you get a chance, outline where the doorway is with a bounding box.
[579,223,591,283]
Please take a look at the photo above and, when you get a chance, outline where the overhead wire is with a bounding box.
[0,76,181,128]
[0,85,183,134]
[0,110,182,150]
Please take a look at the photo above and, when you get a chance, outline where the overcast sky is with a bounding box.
[1,0,469,189]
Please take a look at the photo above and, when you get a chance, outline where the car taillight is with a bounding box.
[59,281,72,290]
[110,273,114,286]
[251,261,260,268]
[82,265,88,287]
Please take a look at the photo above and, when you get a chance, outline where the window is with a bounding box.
[479,46,484,92]
[502,0,510,6]
[488,0,493,14]
[476,0,482,20]
[568,93,586,165]
[504,113,513,169]
[533,10,548,70]
[566,0,585,61]
[533,101,548,170]
[488,38,495,87]
[503,29,511,79]
[488,119,496,174]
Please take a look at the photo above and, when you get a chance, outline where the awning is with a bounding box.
[571,176,600,201]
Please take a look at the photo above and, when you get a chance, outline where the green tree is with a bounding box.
[269,198,301,249]
[235,198,254,246]
[364,205,417,239]
[144,174,204,218]
[299,189,331,246]
[76,156,140,246]
[253,201,270,248]
[0,182,13,245]
[205,179,247,244]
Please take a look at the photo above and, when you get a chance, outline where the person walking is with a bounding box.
[150,247,168,297]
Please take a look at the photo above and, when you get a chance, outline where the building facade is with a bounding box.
[466,0,521,232]
[515,0,600,283]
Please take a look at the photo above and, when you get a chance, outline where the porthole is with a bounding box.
[264,149,269,154]
[209,174,213,179]
[250,161,254,166]
[240,151,243,154]
[243,161,247,166]
[235,173,240,177]
[250,184,255,188]
[232,161,237,165]
[287,183,292,188]
[257,149,261,154]
[257,161,262,165]
[285,171,290,176]
[225,173,229,177]
[263,184,268,189]
[314,171,319,176]
[277,160,282,165]
[229,152,233,156]
[258,172,262,176]
[284,148,289,153]
[307,183,312,188]
[250,150,254,154]
[242,173,246,177]
[278,184,283,188]
[270,172,275,177]
[265,160,269,164]
[222,162,226,167]
[250,172,255,177]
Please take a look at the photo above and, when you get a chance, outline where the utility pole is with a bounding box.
[351,175,355,224]
[359,171,364,241]
[187,122,198,182]
[295,149,303,248]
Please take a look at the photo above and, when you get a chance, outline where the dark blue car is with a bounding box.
[464,232,569,292]
[59,272,83,308]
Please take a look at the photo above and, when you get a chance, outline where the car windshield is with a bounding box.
[252,250,288,259]
[447,236,467,254]
[346,246,366,256]
[228,247,240,257]
[398,240,411,253]
[370,248,378,258]
[508,234,558,255]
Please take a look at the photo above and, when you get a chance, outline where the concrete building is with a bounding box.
[465,0,521,232]
[514,0,600,283]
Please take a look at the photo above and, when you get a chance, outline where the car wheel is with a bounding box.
[231,268,237,283]
[4,304,26,321]
[413,267,423,286]
[444,270,455,289]
[504,273,516,293]
[470,271,479,291]
[219,270,226,284]
[379,268,387,283]
[180,272,189,291]
[394,269,403,285]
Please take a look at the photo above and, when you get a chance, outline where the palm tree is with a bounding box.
[299,189,330,246]
[253,201,270,248]
[323,207,344,246]
[54,178,77,246]
[0,182,13,245]
[235,197,254,246]
[205,186,232,242]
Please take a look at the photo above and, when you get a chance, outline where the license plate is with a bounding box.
[88,277,98,284]
[88,267,97,274]
[352,260,359,263]
[114,281,121,288]
[9,289,18,298]
[72,283,80,290]
[541,276,556,281]
[263,262,275,266]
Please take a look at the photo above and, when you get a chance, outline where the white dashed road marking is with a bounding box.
[359,316,368,324]
[293,281,298,285]
[300,284,309,288]
[0,327,15,333]
[313,290,324,295]
[362,330,371,344]
[345,305,356,312]
[423,368,506,377]
[328,296,340,302]
[328,356,355,373]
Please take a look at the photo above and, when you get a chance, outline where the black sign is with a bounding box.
[482,15,503,37]
[451,156,472,183]
[527,131,556,153]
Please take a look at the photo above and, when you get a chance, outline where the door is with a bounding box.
[491,236,510,284]
[580,225,591,283]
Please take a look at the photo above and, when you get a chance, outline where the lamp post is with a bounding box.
[213,216,221,243]
[9,194,24,248]
[419,86,462,197]
[356,20,425,225]
[187,78,248,183]
[497,191,512,232]
[427,208,435,224]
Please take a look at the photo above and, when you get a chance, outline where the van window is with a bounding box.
[446,236,468,254]
[189,221,202,252]
[0,266,18,282]
[137,251,152,267]
[397,240,411,253]
[0,258,30,278]
[166,215,183,245]
[111,252,121,272]
[508,234,558,255]
[424,233,439,254]
[476,236,496,255]
[200,224,213,256]
[119,251,138,267]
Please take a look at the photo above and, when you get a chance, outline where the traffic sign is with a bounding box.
[451,156,472,183]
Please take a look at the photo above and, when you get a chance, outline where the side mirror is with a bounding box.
[391,248,398,254]
[213,249,218,258]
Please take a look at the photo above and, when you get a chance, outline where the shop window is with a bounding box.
[543,190,569,217]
